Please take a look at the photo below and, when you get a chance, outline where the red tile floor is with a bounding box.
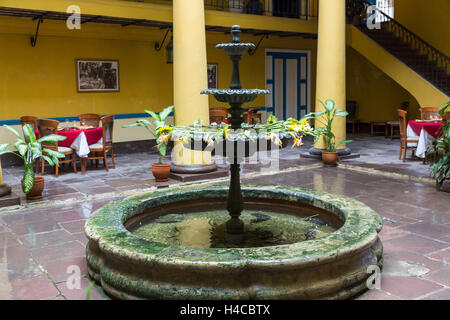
[0,135,448,300]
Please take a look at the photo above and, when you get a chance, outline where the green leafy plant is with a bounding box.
[173,115,317,149]
[85,280,96,300]
[123,106,174,164]
[0,124,66,194]
[428,101,450,184]
[305,99,352,152]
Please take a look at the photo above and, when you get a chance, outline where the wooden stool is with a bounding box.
[370,121,388,136]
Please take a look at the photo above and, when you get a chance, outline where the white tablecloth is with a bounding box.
[69,132,102,158]
[406,125,433,159]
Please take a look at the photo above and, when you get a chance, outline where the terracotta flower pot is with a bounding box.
[21,176,45,200]
[322,151,339,166]
[152,163,170,182]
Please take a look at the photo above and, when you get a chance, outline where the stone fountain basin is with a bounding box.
[85,184,383,300]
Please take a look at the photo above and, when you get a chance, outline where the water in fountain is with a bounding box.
[129,210,335,248]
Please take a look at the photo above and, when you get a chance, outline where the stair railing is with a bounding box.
[347,0,449,94]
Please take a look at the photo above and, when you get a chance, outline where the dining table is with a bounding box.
[37,127,103,158]
[407,120,443,158]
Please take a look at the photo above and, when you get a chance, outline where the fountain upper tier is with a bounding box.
[201,88,268,104]
[201,25,269,109]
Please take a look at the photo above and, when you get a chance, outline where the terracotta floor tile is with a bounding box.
[399,222,450,240]
[381,275,443,300]
[0,232,21,248]
[30,241,85,264]
[42,256,88,283]
[355,289,401,300]
[59,220,86,234]
[378,226,411,241]
[420,288,450,300]
[8,218,62,236]
[385,250,446,272]
[427,248,450,265]
[80,186,116,196]
[73,232,89,246]
[415,211,450,225]
[19,229,75,249]
[383,234,449,255]
[50,209,87,223]
[7,275,59,300]
[424,268,450,287]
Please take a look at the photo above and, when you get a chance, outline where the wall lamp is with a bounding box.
[155,27,173,64]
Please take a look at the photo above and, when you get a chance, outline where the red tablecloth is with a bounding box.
[36,127,103,147]
[58,127,102,147]
[408,121,443,139]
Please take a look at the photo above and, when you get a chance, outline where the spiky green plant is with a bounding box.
[123,105,174,164]
[428,101,450,184]
[305,99,352,152]
[0,124,66,194]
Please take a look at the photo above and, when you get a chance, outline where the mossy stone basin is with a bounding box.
[85,184,383,300]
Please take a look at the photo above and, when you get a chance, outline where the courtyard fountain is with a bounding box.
[85,26,383,300]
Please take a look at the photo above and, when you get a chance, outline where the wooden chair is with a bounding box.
[397,109,419,162]
[209,107,228,124]
[37,119,77,177]
[387,101,409,140]
[346,101,360,134]
[244,108,262,124]
[20,116,38,132]
[20,116,40,173]
[78,113,101,127]
[420,107,442,121]
[82,115,116,173]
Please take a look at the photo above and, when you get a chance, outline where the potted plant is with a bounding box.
[306,99,351,166]
[428,101,450,192]
[0,124,66,199]
[123,106,174,182]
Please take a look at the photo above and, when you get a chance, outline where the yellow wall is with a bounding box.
[0,17,174,143]
[347,47,420,122]
[395,0,450,57]
[0,16,317,144]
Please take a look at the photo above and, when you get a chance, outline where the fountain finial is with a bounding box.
[231,25,241,43]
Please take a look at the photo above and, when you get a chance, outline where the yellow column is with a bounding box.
[314,0,347,150]
[173,0,211,165]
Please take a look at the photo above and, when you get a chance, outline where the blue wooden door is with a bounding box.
[266,51,310,120]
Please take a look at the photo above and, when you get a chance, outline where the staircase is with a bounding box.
[347,0,450,99]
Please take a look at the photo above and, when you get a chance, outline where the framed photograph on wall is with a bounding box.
[76,59,120,92]
[207,63,218,89]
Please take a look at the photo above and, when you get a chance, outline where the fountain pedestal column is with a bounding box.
[226,162,244,234]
